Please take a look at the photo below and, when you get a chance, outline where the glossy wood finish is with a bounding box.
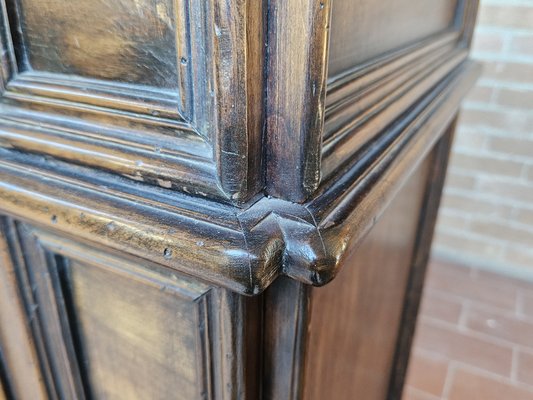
[14,0,179,88]
[0,0,265,203]
[0,0,480,398]
[265,0,331,201]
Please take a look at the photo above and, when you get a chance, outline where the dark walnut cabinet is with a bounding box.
[0,1,480,399]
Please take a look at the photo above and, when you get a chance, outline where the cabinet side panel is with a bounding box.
[303,152,432,400]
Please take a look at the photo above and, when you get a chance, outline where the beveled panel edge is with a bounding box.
[0,60,480,295]
[11,222,259,400]
[324,31,460,119]
[212,0,266,201]
[0,107,226,200]
[0,0,265,204]
[320,0,479,181]
[14,223,219,400]
[297,61,482,285]
[321,46,468,180]
[1,0,192,125]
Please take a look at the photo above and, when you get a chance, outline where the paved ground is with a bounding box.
[403,259,533,400]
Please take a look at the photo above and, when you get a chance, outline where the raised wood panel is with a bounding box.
[61,258,210,400]
[12,0,181,89]
[303,151,433,400]
[328,0,459,77]
[0,0,265,203]
[3,224,260,400]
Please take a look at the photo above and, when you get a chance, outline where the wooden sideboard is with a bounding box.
[0,1,480,399]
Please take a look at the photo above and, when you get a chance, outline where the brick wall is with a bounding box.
[433,0,533,278]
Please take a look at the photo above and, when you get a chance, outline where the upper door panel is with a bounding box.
[14,0,180,89]
[0,0,265,203]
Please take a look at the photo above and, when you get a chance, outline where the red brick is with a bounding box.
[448,367,533,400]
[497,88,533,110]
[472,31,505,53]
[469,219,533,248]
[458,107,533,133]
[465,84,495,104]
[436,212,469,231]
[425,260,516,311]
[517,350,533,386]
[415,321,513,376]
[488,137,533,159]
[520,291,533,319]
[419,290,463,325]
[449,151,523,177]
[444,172,477,191]
[439,192,512,219]
[476,269,533,294]
[511,34,533,57]
[514,208,533,227]
[478,180,533,204]
[478,5,533,30]
[433,230,504,262]
[483,62,533,85]
[527,165,533,182]
[453,128,486,149]
[504,247,533,273]
[404,351,449,397]
[465,305,533,349]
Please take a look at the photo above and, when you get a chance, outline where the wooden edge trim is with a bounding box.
[265,0,332,202]
[286,61,481,286]
[0,118,228,201]
[325,31,459,110]
[323,39,460,141]
[213,0,265,201]
[0,62,480,295]
[321,49,468,179]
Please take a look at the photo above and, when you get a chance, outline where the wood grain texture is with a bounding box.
[0,62,480,296]
[0,0,265,203]
[0,0,482,397]
[4,224,260,399]
[13,0,180,88]
[303,152,433,400]
[265,0,332,202]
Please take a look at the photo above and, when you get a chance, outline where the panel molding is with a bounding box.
[0,0,265,203]
[322,35,467,181]
[11,224,238,399]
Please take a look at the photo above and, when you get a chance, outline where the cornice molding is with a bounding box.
[0,61,480,295]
